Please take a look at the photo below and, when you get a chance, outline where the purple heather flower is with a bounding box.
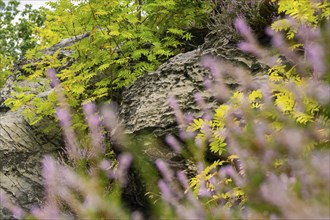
[198,181,211,198]
[195,137,205,148]
[156,159,173,183]
[165,135,182,153]
[185,112,195,124]
[131,211,144,220]
[176,171,189,189]
[83,102,99,128]
[168,96,186,127]
[99,159,116,180]
[305,43,326,78]
[281,129,304,155]
[200,55,221,78]
[307,81,330,105]
[203,78,212,91]
[42,156,59,204]
[267,27,304,72]
[0,191,25,219]
[116,153,132,186]
[158,179,175,203]
[99,159,112,171]
[101,104,128,146]
[56,107,81,160]
[56,107,72,128]
[238,41,254,52]
[177,171,203,212]
[194,93,212,119]
[46,68,61,88]
[234,18,255,44]
[83,102,106,158]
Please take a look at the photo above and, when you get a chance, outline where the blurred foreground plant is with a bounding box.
[182,1,330,218]
[1,1,329,219]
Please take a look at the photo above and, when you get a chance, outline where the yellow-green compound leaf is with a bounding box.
[209,137,226,155]
[188,118,204,132]
[98,63,111,71]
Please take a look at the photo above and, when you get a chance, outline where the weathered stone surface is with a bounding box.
[120,40,267,138]
[118,40,268,214]
[120,49,205,137]
[0,111,63,219]
[0,34,89,219]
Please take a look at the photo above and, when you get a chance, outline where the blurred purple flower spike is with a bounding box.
[158,180,175,203]
[168,96,186,127]
[305,43,325,78]
[116,153,133,186]
[83,102,98,127]
[47,68,61,88]
[185,112,194,124]
[55,107,82,161]
[83,102,106,158]
[165,135,182,153]
[234,18,276,66]
[156,159,173,182]
[266,27,299,61]
[234,18,255,43]
[200,56,232,101]
[46,68,82,161]
[299,25,327,79]
[101,103,128,147]
[0,190,25,219]
[56,107,72,128]
[200,55,221,78]
[42,156,58,192]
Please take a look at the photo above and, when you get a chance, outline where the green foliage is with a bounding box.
[5,0,209,132]
[0,0,46,88]
[188,105,229,156]
[0,54,13,89]
[0,0,46,59]
[271,0,330,39]
[187,77,329,210]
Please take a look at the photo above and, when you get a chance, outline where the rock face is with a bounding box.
[0,34,89,219]
[118,38,268,214]
[120,49,204,137]
[0,33,268,218]
[0,112,62,219]
[0,80,63,218]
[120,38,267,137]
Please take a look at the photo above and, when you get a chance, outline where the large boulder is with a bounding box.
[118,38,268,214]
[0,112,62,219]
[120,37,267,138]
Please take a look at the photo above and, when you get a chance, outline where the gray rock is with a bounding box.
[120,40,268,138]
[0,111,63,219]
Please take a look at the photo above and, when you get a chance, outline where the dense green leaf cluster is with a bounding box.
[0,0,46,88]
[0,0,45,59]
[5,0,209,132]
[272,0,329,39]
